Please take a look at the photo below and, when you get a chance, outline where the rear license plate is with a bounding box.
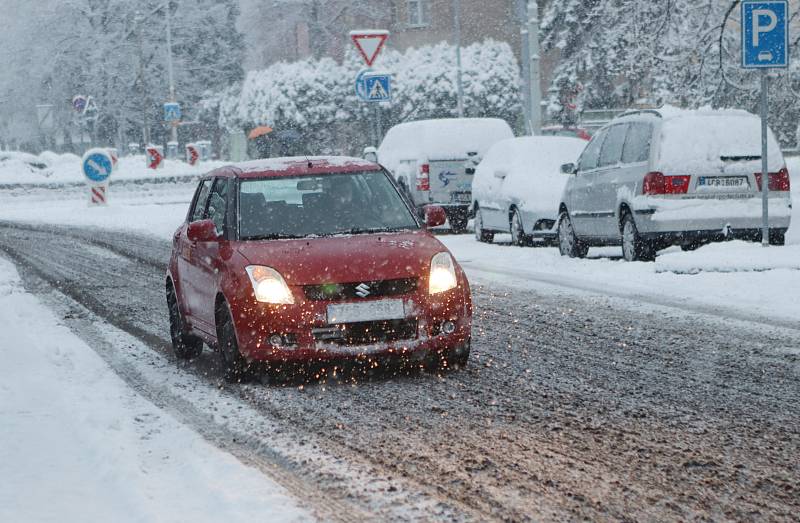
[697,176,749,190]
[452,192,472,203]
[327,299,406,324]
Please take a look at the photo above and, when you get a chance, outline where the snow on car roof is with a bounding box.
[378,118,514,165]
[614,105,785,173]
[233,156,380,178]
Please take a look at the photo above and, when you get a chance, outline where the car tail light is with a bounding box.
[642,172,691,195]
[755,167,791,192]
[416,163,430,191]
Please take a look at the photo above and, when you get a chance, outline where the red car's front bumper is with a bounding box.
[230,285,472,364]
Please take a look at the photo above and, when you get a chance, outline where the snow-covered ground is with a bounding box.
[0,257,309,522]
[0,150,226,185]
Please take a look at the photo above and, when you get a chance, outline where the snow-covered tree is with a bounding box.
[216,39,521,155]
[0,0,244,151]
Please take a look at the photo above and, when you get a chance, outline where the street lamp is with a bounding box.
[453,0,465,118]
[165,1,178,145]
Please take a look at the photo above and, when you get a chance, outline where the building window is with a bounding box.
[408,0,430,28]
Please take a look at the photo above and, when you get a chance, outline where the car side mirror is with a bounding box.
[493,168,508,179]
[187,219,219,242]
[560,163,577,175]
[424,205,447,228]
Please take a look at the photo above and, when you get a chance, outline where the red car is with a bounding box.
[166,156,472,382]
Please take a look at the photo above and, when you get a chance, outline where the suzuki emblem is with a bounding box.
[355,283,371,298]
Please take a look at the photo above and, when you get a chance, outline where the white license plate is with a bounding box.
[698,176,749,189]
[327,299,406,324]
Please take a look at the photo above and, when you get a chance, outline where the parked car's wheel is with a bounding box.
[474,207,494,243]
[769,229,785,246]
[510,209,530,247]
[166,283,203,359]
[449,211,468,234]
[557,212,588,258]
[216,303,255,383]
[621,213,656,262]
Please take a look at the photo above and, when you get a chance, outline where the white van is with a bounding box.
[376,118,514,232]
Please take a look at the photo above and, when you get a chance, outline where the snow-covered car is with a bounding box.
[472,136,587,245]
[166,156,472,382]
[557,107,792,261]
[376,118,515,233]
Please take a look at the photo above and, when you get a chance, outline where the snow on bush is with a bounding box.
[215,40,521,154]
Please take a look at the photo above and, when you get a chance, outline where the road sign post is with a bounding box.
[351,30,390,145]
[82,148,113,206]
[741,0,788,247]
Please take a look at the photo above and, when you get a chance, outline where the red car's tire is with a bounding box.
[216,304,256,384]
[166,283,203,360]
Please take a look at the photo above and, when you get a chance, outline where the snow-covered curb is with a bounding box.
[0,258,309,523]
[0,151,227,186]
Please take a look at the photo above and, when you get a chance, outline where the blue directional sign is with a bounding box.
[742,0,789,68]
[164,102,181,122]
[355,69,391,103]
[82,149,113,183]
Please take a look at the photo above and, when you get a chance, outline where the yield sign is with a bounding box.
[350,30,389,66]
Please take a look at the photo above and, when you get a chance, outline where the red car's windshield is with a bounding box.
[238,171,419,240]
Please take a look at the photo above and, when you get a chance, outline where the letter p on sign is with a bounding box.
[742,1,789,68]
[753,9,778,46]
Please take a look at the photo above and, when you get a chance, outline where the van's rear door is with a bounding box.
[428,159,473,206]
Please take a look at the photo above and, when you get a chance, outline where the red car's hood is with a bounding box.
[235,231,447,285]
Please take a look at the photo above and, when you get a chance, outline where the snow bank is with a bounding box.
[0,151,227,186]
[0,258,309,523]
[654,241,800,274]
[473,136,586,216]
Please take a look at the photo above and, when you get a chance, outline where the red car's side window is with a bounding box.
[189,180,213,222]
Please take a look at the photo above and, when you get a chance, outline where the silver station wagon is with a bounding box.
[557,107,792,261]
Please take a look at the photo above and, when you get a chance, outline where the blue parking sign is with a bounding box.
[742,0,789,68]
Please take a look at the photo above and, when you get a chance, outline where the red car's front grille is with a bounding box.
[312,319,418,345]
[303,278,418,301]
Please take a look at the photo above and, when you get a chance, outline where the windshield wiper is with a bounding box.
[343,227,413,235]
[720,155,760,162]
[242,233,304,240]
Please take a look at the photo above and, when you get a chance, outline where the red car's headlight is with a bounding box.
[429,252,458,294]
[245,266,294,304]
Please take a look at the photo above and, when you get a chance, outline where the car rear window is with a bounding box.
[238,171,419,240]
[657,114,784,173]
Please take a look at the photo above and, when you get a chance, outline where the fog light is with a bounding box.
[441,321,456,335]
[268,334,284,347]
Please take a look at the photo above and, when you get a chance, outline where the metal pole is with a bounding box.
[518,0,532,135]
[453,0,465,117]
[528,1,542,134]
[760,69,770,247]
[136,13,150,146]
[165,2,178,144]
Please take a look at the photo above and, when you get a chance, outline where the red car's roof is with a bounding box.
[208,156,380,179]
